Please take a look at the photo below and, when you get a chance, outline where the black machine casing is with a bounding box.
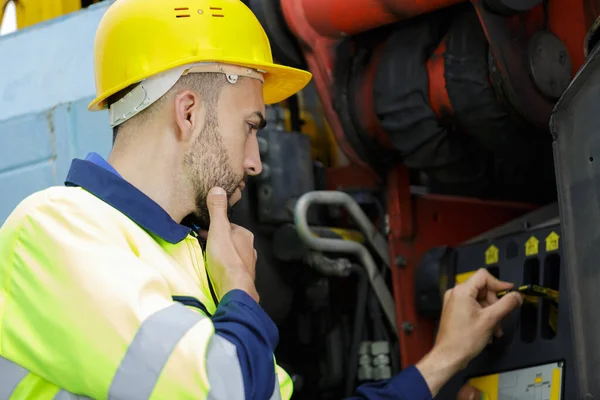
[551,37,600,400]
[427,220,576,399]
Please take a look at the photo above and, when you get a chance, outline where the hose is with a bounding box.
[345,264,370,397]
[294,191,398,336]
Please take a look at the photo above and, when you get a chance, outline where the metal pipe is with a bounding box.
[294,191,398,336]
[299,0,466,38]
[295,191,390,267]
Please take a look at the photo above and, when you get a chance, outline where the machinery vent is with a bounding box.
[209,7,224,17]
[173,6,225,18]
[174,7,190,18]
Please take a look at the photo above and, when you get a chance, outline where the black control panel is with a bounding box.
[435,223,574,399]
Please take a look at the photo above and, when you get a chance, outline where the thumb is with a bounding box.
[457,385,483,400]
[206,187,230,230]
[483,292,523,328]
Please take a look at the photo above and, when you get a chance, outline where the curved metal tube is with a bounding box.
[294,191,398,336]
[296,191,391,267]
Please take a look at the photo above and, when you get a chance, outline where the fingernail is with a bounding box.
[209,187,226,196]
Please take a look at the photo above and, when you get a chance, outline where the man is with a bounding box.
[0,0,523,398]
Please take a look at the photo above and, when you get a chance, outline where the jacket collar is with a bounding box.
[64,153,192,244]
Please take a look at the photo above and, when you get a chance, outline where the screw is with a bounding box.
[402,322,414,334]
[395,256,407,268]
[559,51,567,65]
[197,9,203,14]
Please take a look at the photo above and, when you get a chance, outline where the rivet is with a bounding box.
[197,9,203,14]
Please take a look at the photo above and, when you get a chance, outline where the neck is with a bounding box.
[107,128,194,223]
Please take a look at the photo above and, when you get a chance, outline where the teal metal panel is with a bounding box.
[0,2,113,223]
[0,98,112,223]
[0,1,113,122]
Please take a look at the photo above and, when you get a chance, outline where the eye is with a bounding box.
[247,123,259,135]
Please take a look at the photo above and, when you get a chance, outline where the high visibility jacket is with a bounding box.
[0,153,293,400]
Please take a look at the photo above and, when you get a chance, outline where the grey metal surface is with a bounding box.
[256,111,315,225]
[550,37,600,399]
[528,32,572,100]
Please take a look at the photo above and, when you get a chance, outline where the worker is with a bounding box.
[0,0,523,398]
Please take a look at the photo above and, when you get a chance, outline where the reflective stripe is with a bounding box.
[53,389,91,400]
[0,357,90,400]
[108,303,203,400]
[269,378,282,400]
[206,336,245,400]
[0,356,28,399]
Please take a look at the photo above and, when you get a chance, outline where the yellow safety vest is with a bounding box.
[0,154,294,399]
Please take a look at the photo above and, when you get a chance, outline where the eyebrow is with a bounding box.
[249,111,267,130]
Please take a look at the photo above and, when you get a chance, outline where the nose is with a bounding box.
[244,135,263,176]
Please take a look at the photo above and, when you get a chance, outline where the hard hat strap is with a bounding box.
[109,62,265,128]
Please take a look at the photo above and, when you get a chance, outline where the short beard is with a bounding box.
[183,111,245,229]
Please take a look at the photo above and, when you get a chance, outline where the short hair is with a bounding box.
[108,72,228,143]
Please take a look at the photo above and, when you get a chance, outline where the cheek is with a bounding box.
[225,136,247,169]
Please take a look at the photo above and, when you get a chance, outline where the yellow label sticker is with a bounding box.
[550,368,561,400]
[456,271,475,285]
[525,236,539,256]
[485,245,499,265]
[468,373,499,400]
[534,374,543,384]
[546,231,560,252]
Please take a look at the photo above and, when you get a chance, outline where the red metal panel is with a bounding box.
[549,0,600,76]
[326,164,381,190]
[386,165,536,366]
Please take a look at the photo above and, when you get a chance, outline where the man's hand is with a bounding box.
[416,268,523,396]
[204,187,259,302]
[457,385,483,400]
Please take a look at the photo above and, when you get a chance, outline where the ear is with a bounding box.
[173,89,205,143]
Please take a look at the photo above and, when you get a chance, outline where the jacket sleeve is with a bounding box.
[0,194,282,400]
[347,365,433,400]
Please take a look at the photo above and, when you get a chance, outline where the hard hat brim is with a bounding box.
[88,58,313,112]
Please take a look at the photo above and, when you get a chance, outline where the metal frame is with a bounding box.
[385,165,536,366]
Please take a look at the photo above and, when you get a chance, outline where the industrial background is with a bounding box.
[3,0,600,399]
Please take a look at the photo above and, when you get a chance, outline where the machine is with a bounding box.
[2,0,600,399]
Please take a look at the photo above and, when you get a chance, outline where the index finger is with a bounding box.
[462,268,513,299]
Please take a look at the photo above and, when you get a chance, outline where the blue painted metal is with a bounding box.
[0,1,113,223]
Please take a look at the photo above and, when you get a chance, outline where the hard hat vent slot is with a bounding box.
[174,7,191,18]
[210,6,224,17]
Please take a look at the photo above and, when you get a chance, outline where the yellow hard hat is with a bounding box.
[88,0,312,123]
